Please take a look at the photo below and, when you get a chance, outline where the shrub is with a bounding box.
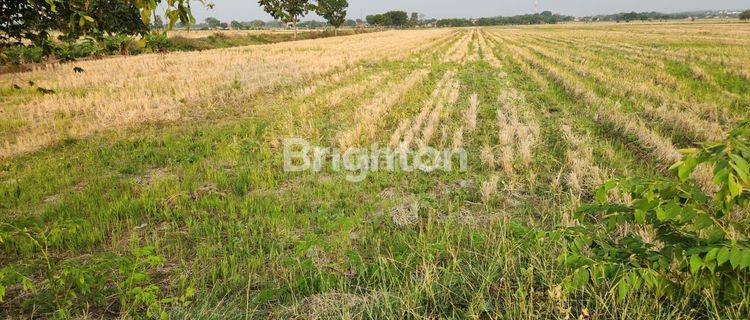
[0,221,188,317]
[101,34,135,55]
[68,38,101,58]
[144,32,172,52]
[3,46,45,64]
[740,10,750,21]
[560,120,750,304]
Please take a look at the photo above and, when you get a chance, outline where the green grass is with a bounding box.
[2,26,750,319]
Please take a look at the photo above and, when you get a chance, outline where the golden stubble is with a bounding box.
[0,29,452,158]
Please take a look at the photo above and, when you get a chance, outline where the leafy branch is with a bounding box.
[560,120,750,303]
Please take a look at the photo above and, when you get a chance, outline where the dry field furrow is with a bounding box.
[488,31,718,190]
[0,30,451,157]
[336,69,429,149]
[515,40,728,141]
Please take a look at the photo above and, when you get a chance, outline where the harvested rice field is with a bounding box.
[1,21,750,318]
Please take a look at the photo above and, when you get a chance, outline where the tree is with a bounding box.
[410,12,419,26]
[316,0,348,35]
[385,11,408,27]
[152,14,165,30]
[258,0,315,39]
[299,20,325,28]
[741,10,750,21]
[366,11,408,27]
[264,20,284,28]
[205,17,221,29]
[366,14,387,26]
[249,19,265,28]
[436,18,470,27]
[1,0,199,53]
[88,0,149,38]
[230,20,244,30]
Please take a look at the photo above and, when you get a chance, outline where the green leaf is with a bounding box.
[655,207,668,221]
[627,272,642,291]
[617,279,629,302]
[572,268,590,288]
[727,174,742,198]
[692,214,713,230]
[729,154,749,183]
[717,247,731,266]
[595,186,607,203]
[689,254,703,274]
[704,248,719,262]
[742,249,750,269]
[706,260,716,272]
[663,202,680,221]
[634,209,646,223]
[677,157,699,181]
[714,167,730,185]
[141,8,153,24]
[45,0,56,12]
[640,269,657,289]
[730,247,743,269]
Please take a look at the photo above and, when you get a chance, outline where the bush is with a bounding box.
[144,32,172,53]
[3,46,45,64]
[741,10,750,21]
[65,38,101,59]
[0,221,189,317]
[101,34,135,55]
[560,120,750,305]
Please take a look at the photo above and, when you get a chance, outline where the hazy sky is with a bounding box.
[188,0,748,22]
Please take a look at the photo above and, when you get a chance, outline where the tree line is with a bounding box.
[437,11,574,27]
[364,11,574,27]
[585,10,750,22]
[197,18,362,31]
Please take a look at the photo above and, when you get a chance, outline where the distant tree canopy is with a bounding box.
[264,20,285,28]
[249,20,266,28]
[433,12,573,27]
[298,20,325,28]
[475,12,573,26]
[316,0,348,31]
[582,11,738,22]
[436,18,471,27]
[366,11,408,27]
[621,11,649,22]
[741,10,750,20]
[257,0,316,38]
[205,17,221,29]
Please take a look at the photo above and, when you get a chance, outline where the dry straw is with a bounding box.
[0,29,451,158]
